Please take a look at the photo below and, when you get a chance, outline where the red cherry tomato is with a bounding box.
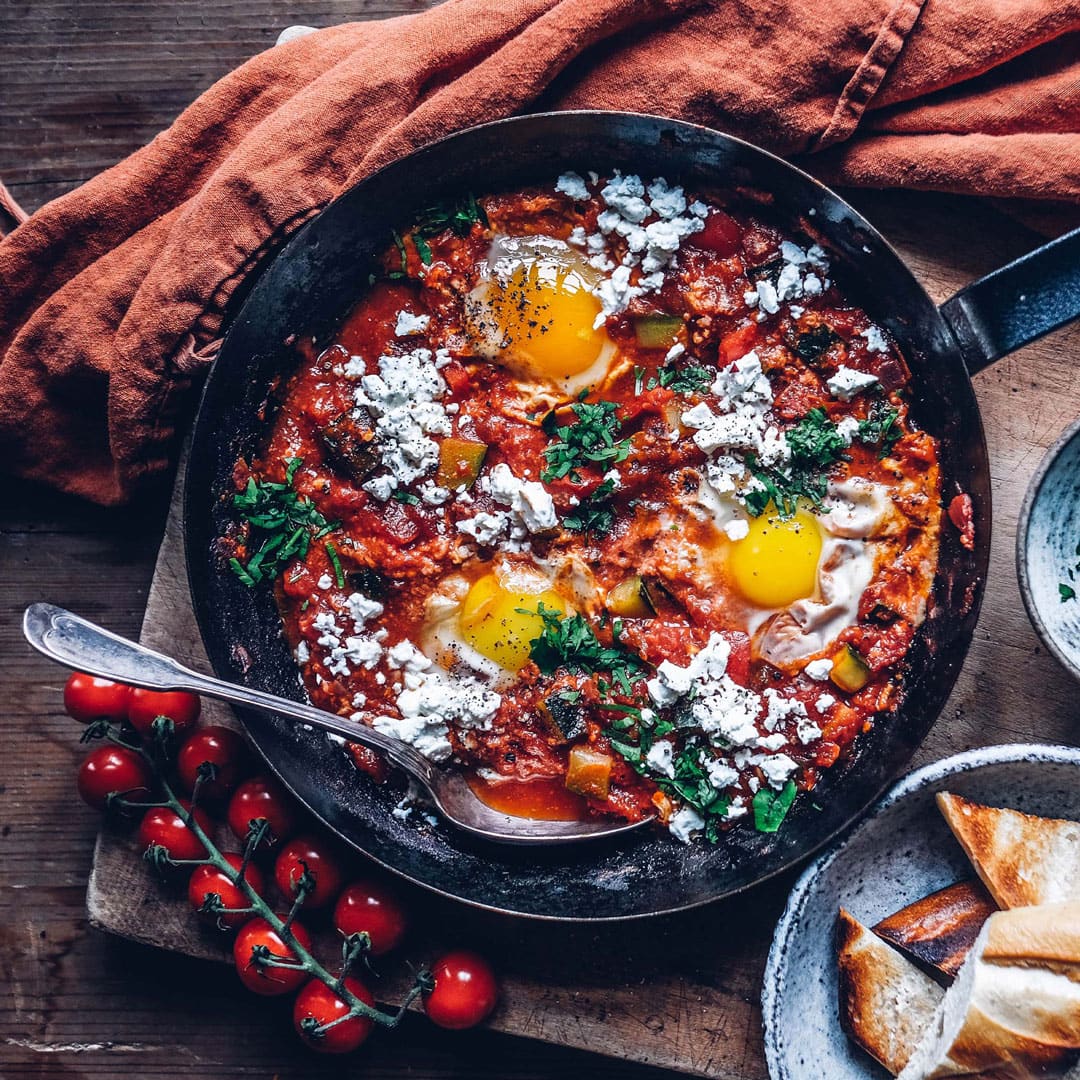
[63,673,132,723]
[691,209,742,258]
[177,726,248,802]
[274,834,346,910]
[77,745,153,811]
[423,950,499,1030]
[227,775,299,848]
[333,880,407,957]
[127,688,201,738]
[233,916,312,996]
[293,975,375,1053]
[187,853,266,931]
[137,800,213,862]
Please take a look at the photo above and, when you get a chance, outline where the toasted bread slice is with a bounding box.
[898,903,1080,1080]
[874,881,997,980]
[838,908,945,1075]
[937,793,1080,909]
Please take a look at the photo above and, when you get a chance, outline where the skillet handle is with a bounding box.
[939,225,1080,376]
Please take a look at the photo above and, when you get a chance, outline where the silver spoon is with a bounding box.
[23,603,650,846]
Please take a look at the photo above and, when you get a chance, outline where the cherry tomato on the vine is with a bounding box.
[188,853,266,931]
[137,800,213,862]
[293,975,375,1054]
[77,745,153,811]
[127,687,201,738]
[333,879,407,957]
[227,775,299,848]
[177,726,247,802]
[274,834,346,910]
[233,916,312,996]
[63,673,132,724]
[423,950,498,1030]
[690,209,742,258]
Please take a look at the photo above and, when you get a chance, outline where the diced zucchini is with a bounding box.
[829,645,870,693]
[538,694,587,744]
[634,314,682,349]
[606,575,656,619]
[436,437,488,489]
[565,746,612,800]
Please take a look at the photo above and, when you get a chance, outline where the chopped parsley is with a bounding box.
[525,603,647,690]
[752,781,798,833]
[648,361,713,395]
[745,407,848,517]
[414,195,488,240]
[605,727,732,843]
[541,400,631,483]
[229,458,339,586]
[563,477,617,537]
[856,402,902,457]
[391,489,421,506]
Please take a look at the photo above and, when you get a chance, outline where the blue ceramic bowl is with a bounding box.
[1018,417,1080,682]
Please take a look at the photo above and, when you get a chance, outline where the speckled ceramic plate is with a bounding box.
[761,744,1080,1080]
[1019,418,1080,682]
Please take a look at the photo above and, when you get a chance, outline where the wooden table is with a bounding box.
[4,3,1080,1078]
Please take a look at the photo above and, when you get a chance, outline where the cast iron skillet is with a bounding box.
[185,111,1080,920]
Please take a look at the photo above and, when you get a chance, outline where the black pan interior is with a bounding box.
[185,112,989,920]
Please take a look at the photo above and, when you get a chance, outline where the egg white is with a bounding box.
[647,474,894,668]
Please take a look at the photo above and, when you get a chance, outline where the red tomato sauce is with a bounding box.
[222,176,941,838]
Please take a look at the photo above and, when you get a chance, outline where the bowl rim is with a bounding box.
[761,740,1080,1080]
[1016,416,1080,683]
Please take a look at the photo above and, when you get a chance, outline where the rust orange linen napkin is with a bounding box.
[1,0,1078,505]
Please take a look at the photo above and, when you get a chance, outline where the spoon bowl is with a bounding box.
[22,603,650,846]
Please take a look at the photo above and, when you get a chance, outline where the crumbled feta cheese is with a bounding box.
[353,347,451,496]
[456,511,509,546]
[762,688,809,732]
[757,733,788,751]
[393,310,430,337]
[860,325,888,353]
[836,416,861,446]
[668,805,705,843]
[317,573,333,590]
[480,463,558,538]
[419,480,451,506]
[759,753,799,789]
[555,171,590,202]
[804,657,833,681]
[295,641,310,664]
[725,798,748,821]
[373,639,501,763]
[705,759,739,789]
[664,342,686,363]
[827,366,879,401]
[797,715,823,744]
[645,740,675,778]
[815,693,836,713]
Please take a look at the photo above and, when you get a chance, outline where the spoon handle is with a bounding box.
[22,603,437,785]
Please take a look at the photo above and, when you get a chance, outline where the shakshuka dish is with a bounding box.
[222,171,941,843]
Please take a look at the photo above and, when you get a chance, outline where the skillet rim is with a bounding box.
[183,108,990,921]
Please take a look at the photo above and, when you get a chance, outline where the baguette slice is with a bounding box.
[838,908,945,1075]
[937,793,1080,909]
[875,881,997,980]
[897,902,1080,1080]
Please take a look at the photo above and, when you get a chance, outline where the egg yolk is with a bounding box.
[728,508,823,608]
[459,572,564,671]
[488,258,607,380]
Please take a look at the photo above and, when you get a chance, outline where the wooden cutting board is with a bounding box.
[85,191,1080,1079]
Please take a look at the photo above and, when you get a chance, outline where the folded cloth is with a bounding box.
[1,0,1078,505]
